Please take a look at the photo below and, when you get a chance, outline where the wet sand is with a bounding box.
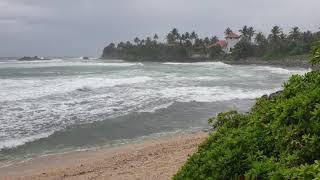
[0,132,208,180]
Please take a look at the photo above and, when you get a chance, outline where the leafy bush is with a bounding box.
[174,70,320,179]
[310,41,320,66]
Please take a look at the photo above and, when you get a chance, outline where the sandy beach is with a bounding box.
[0,132,208,180]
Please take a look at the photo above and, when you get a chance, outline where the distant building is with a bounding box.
[208,32,240,54]
[225,32,240,53]
[208,40,227,50]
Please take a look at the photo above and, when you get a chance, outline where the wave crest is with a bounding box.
[160,86,281,102]
[0,76,153,101]
[0,132,54,150]
[255,66,309,75]
[163,61,232,67]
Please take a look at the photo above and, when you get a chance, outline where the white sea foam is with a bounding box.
[139,102,174,113]
[0,61,143,69]
[0,132,54,150]
[254,66,309,75]
[191,76,222,81]
[159,86,281,102]
[0,59,63,64]
[163,61,232,67]
[0,76,152,101]
[163,75,222,81]
[0,85,280,150]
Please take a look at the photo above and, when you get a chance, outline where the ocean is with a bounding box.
[0,58,308,163]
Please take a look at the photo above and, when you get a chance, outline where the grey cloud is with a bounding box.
[0,0,319,57]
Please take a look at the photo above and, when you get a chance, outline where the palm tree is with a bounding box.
[107,43,115,49]
[239,25,249,37]
[279,33,286,41]
[190,31,198,45]
[210,36,218,44]
[239,26,255,41]
[185,32,190,41]
[269,26,282,41]
[171,28,180,42]
[153,34,159,41]
[181,34,186,45]
[254,32,268,56]
[302,31,313,43]
[289,26,301,41]
[146,37,152,47]
[140,39,145,46]
[268,26,283,54]
[152,34,159,47]
[255,32,267,46]
[134,37,140,45]
[247,27,255,41]
[204,37,210,46]
[117,41,125,49]
[224,27,233,36]
[172,28,179,36]
[125,41,132,48]
[166,32,175,45]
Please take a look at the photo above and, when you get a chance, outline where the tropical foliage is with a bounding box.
[102,26,320,61]
[174,44,320,179]
[102,28,220,61]
[232,26,320,60]
[310,41,320,66]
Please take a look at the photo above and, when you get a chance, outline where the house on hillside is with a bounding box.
[209,32,240,54]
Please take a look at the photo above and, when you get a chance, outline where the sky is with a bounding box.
[1,0,320,57]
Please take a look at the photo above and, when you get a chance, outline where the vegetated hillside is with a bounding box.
[174,43,320,179]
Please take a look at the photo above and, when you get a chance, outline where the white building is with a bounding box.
[225,32,240,53]
[208,32,240,54]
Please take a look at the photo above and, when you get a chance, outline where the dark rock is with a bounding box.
[81,56,90,60]
[269,90,283,99]
[18,56,50,61]
[262,90,283,100]
[18,56,41,61]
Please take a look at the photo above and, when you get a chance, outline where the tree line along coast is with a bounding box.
[102,26,320,66]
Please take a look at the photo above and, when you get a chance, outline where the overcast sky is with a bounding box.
[1,0,320,57]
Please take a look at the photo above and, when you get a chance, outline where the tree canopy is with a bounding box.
[102,28,224,61]
[231,25,320,60]
[102,26,320,61]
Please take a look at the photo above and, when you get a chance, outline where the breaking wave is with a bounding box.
[0,132,54,150]
[163,61,232,67]
[0,76,152,101]
[254,66,309,75]
[160,86,281,102]
[0,61,143,69]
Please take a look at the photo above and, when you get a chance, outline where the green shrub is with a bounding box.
[174,70,320,179]
[310,41,320,66]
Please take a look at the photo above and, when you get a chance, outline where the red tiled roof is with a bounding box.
[208,40,227,48]
[226,32,240,38]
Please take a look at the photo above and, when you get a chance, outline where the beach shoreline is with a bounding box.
[0,132,208,180]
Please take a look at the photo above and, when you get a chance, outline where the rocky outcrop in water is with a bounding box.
[81,56,90,60]
[18,56,50,61]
